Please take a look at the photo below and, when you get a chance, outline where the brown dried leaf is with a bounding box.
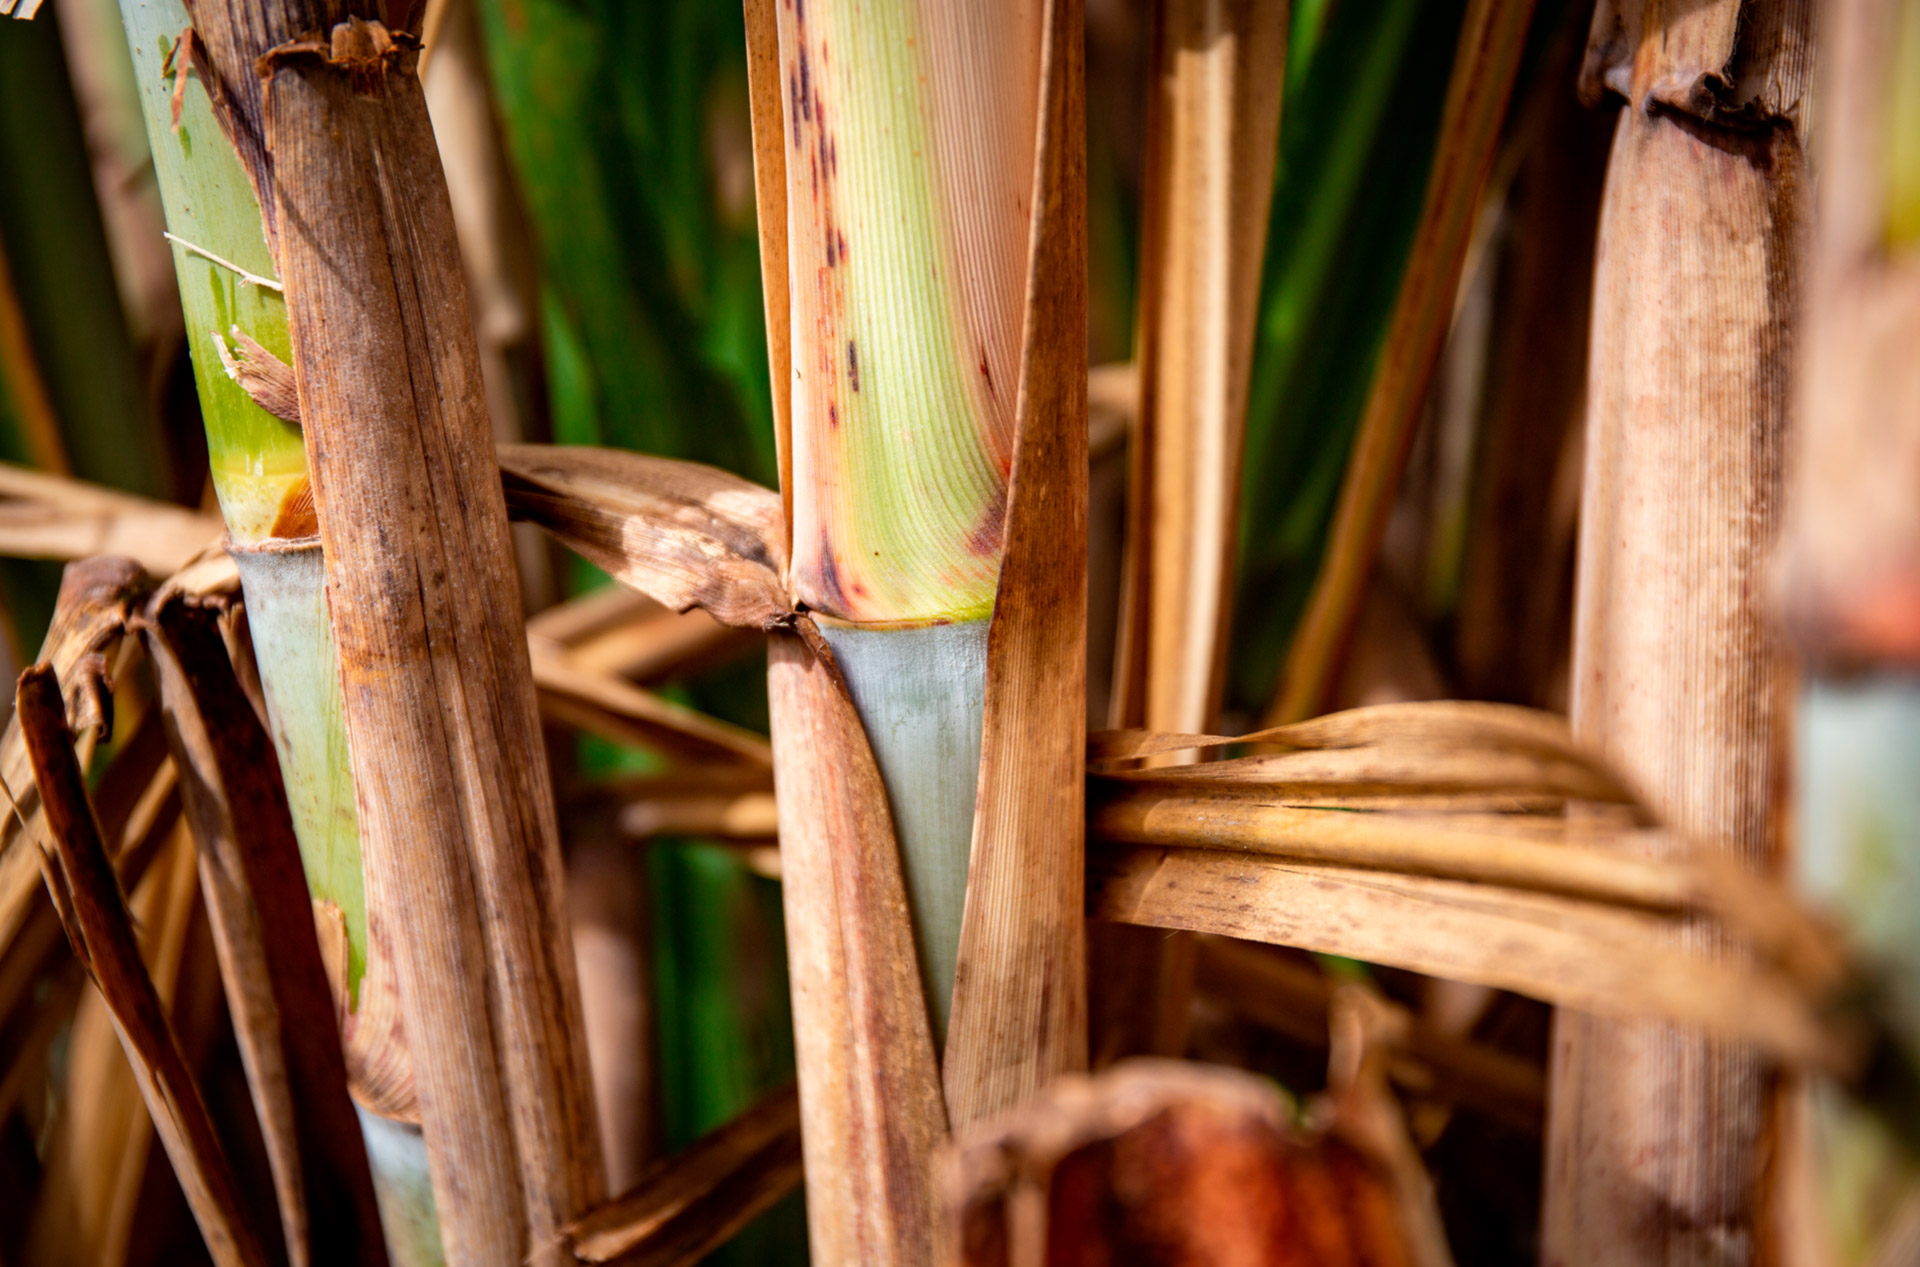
[0,558,153,958]
[767,626,948,1267]
[16,664,268,1267]
[143,593,389,1267]
[1089,845,1853,1073]
[212,326,301,424]
[0,463,220,578]
[500,443,790,631]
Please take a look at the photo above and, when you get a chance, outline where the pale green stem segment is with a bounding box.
[1795,679,1920,1259]
[816,617,988,1042]
[118,0,372,1007]
[357,1106,444,1267]
[117,0,306,541]
[229,541,368,1001]
[779,0,1039,622]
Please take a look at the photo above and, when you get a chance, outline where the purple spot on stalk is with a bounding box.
[828,401,838,427]
[815,535,849,611]
[846,341,860,392]
[798,46,812,120]
[968,484,1008,557]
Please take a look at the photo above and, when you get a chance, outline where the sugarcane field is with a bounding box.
[0,0,1912,1262]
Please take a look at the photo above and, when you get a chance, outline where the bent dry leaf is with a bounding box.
[16,664,268,1267]
[0,557,154,957]
[501,443,789,631]
[1085,702,1858,1077]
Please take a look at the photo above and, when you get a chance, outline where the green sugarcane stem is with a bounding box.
[117,0,306,542]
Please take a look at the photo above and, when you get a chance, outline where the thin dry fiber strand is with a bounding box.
[1114,0,1286,734]
[526,590,748,684]
[14,664,268,1267]
[1194,936,1545,1135]
[1082,702,1852,1074]
[1545,2,1811,1261]
[184,6,606,1262]
[1273,0,1537,723]
[0,691,180,1056]
[943,0,1090,1128]
[530,650,774,766]
[766,626,949,1267]
[21,826,199,1267]
[142,592,388,1267]
[560,1083,802,1267]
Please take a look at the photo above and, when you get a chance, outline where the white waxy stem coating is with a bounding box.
[815,616,989,1039]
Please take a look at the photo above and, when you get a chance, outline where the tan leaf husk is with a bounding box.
[1546,2,1812,1258]
[943,0,1089,1128]
[766,626,948,1267]
[189,8,609,1261]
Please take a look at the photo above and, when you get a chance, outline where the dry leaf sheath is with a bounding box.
[1545,3,1812,1259]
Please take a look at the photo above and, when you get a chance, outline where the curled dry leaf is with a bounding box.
[0,557,154,959]
[940,1058,1422,1267]
[500,444,790,631]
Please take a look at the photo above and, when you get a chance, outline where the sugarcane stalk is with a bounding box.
[772,0,1041,1035]
[1544,3,1812,1259]
[1775,0,1920,1258]
[109,2,442,1259]
[180,6,606,1265]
